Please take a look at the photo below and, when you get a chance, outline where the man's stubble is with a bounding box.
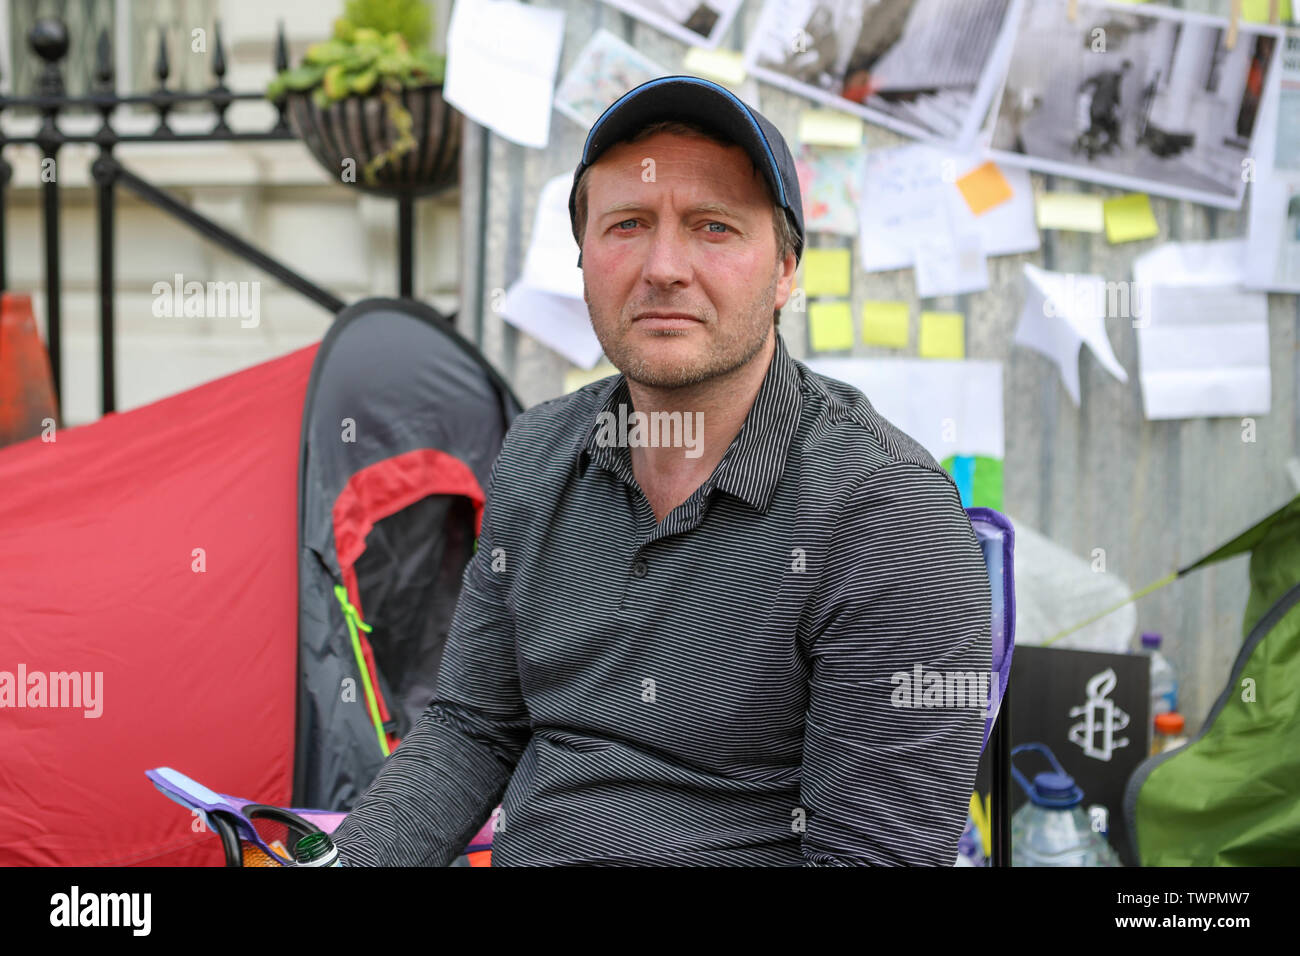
[584,269,778,390]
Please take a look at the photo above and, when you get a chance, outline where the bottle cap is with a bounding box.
[295,831,335,864]
[1155,712,1185,734]
[1141,632,1162,649]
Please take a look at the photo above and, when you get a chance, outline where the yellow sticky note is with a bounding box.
[955,161,1013,216]
[1243,0,1292,22]
[683,47,747,87]
[919,311,965,359]
[808,301,855,353]
[862,300,909,348]
[1103,193,1159,244]
[802,248,852,297]
[1036,192,1105,232]
[798,109,864,148]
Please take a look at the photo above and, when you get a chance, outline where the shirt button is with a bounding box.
[631,558,648,579]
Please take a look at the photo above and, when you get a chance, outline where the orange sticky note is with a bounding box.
[956,161,1013,216]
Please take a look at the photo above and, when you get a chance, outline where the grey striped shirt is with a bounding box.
[331,333,992,866]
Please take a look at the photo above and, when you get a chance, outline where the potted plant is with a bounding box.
[267,0,461,197]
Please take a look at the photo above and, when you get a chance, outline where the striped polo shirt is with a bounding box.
[331,332,992,866]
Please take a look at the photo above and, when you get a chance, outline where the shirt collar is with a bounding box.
[574,333,803,515]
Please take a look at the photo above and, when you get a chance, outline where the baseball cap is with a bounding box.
[567,75,805,269]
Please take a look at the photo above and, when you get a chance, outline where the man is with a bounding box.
[330,76,991,867]
[1077,59,1132,155]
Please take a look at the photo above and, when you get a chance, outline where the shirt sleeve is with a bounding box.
[331,451,531,867]
[799,463,992,866]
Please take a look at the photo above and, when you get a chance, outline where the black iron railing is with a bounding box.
[0,16,420,417]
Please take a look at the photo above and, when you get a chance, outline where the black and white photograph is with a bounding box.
[744,0,1022,148]
[989,0,1282,208]
[597,0,746,49]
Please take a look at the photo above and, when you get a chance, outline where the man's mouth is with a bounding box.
[633,312,703,331]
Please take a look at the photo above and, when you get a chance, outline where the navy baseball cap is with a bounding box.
[568,75,805,268]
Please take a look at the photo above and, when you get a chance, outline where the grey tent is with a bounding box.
[294,297,521,809]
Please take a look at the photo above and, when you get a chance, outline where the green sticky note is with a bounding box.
[862,300,909,348]
[919,311,965,359]
[1243,0,1292,21]
[802,248,852,297]
[1036,192,1105,232]
[798,109,864,147]
[808,301,855,352]
[1103,193,1159,244]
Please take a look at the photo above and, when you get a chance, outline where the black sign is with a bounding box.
[976,644,1151,866]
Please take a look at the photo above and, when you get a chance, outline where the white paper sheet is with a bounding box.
[858,143,1039,273]
[444,0,565,149]
[519,174,585,298]
[500,174,604,369]
[500,285,605,369]
[804,358,1004,462]
[914,231,989,297]
[1015,263,1129,406]
[1132,240,1271,420]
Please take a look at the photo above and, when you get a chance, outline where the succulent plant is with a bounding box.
[267,1,445,184]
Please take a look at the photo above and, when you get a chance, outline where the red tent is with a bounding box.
[0,345,314,865]
[0,297,520,867]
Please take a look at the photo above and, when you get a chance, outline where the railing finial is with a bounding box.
[95,28,113,90]
[213,20,227,86]
[30,17,69,98]
[154,26,170,88]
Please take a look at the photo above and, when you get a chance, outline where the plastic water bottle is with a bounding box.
[1152,712,1189,755]
[1010,743,1122,866]
[1139,632,1177,716]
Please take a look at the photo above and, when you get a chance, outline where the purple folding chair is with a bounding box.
[965,507,1017,867]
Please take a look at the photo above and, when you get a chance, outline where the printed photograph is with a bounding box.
[554,29,670,129]
[989,0,1281,208]
[598,0,746,49]
[745,0,1020,148]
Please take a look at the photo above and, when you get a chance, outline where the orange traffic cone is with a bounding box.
[0,292,60,447]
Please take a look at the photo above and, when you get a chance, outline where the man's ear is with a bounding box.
[773,251,798,310]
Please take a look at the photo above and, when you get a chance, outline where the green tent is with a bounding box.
[1122,495,1300,865]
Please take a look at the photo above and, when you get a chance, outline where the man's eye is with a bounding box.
[704,222,731,233]
[614,219,639,230]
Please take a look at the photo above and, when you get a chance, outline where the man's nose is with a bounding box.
[640,222,691,288]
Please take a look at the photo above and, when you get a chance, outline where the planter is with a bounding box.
[287,84,462,199]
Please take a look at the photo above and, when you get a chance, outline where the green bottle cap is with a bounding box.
[295,832,335,864]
